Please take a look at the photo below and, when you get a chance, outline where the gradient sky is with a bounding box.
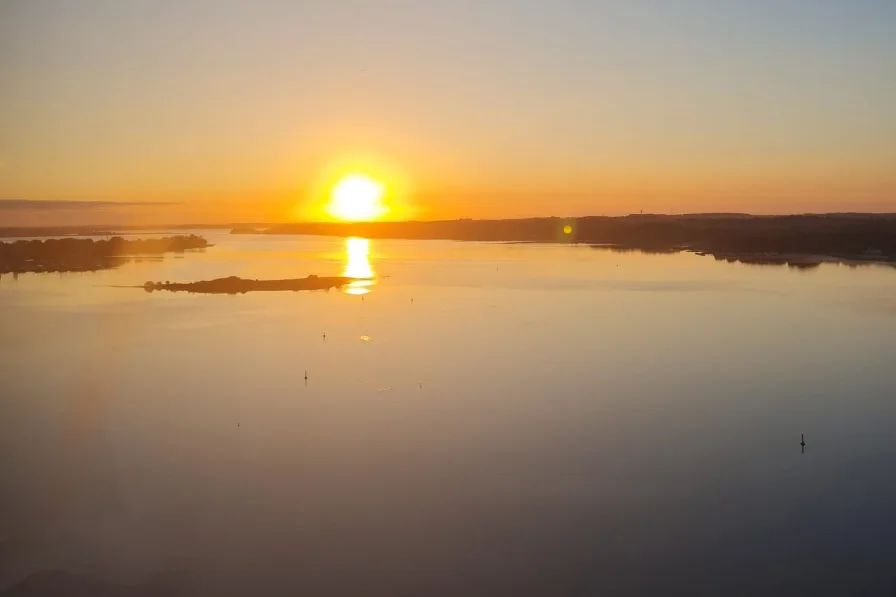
[2,0,895,225]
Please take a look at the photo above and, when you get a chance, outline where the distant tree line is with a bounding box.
[0,235,209,274]
[262,214,896,262]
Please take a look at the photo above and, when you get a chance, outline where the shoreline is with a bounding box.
[0,235,210,275]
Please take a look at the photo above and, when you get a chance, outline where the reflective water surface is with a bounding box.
[343,237,375,296]
[2,232,896,596]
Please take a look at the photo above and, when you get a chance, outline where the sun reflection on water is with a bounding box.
[343,237,375,295]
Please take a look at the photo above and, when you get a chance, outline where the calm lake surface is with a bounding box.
[2,232,896,596]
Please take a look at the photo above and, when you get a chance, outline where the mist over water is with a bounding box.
[2,232,896,596]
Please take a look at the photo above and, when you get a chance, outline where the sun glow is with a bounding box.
[327,174,387,222]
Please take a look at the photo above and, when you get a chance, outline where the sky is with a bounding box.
[1,0,895,226]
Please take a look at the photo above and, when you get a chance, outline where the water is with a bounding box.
[2,232,896,595]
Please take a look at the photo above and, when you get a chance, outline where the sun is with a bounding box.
[327,174,387,221]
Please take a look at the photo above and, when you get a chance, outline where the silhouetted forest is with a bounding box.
[262,214,896,263]
[0,235,209,274]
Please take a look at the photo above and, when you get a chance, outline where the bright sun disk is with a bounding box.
[327,174,386,221]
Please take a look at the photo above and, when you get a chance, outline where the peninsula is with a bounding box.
[0,235,210,274]
[259,214,896,265]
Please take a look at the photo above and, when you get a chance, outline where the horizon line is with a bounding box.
[4,211,896,233]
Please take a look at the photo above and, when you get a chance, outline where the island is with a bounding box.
[0,235,210,274]
[143,275,361,294]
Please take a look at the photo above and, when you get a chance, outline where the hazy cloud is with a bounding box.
[0,199,179,211]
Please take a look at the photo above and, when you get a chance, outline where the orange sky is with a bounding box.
[2,1,895,226]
